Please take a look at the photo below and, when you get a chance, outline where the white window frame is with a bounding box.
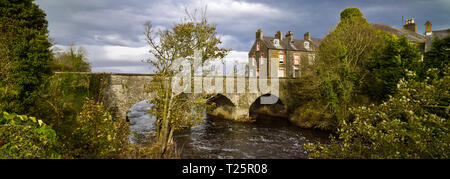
[308,54,315,65]
[293,66,299,78]
[279,54,284,64]
[294,54,300,65]
[278,67,285,78]
[274,39,280,46]
[304,41,310,50]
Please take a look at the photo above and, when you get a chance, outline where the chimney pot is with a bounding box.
[304,32,311,41]
[403,18,417,33]
[285,30,293,41]
[425,21,432,36]
[275,31,283,41]
[256,29,263,39]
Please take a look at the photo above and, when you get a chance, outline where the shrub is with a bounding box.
[365,35,420,102]
[0,0,53,115]
[65,98,129,159]
[0,112,59,159]
[305,67,450,159]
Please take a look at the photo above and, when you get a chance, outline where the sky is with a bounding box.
[35,0,450,74]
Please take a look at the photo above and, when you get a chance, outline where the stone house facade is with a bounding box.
[248,29,321,78]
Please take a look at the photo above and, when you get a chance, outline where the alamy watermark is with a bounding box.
[171,50,280,104]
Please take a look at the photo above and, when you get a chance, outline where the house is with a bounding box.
[248,29,321,78]
[372,18,449,54]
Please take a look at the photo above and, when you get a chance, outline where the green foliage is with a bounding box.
[40,74,111,158]
[340,7,364,21]
[421,36,450,78]
[144,8,229,156]
[315,7,385,125]
[305,67,450,159]
[288,69,336,130]
[0,0,53,115]
[51,45,91,72]
[365,35,421,101]
[66,98,128,159]
[0,112,59,159]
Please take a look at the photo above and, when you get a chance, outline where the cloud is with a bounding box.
[36,0,450,73]
[54,44,152,73]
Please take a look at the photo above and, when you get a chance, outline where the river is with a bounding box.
[127,100,330,159]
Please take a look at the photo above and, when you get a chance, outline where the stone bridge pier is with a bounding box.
[102,73,156,121]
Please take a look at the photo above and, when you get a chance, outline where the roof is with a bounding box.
[260,36,321,51]
[432,29,450,39]
[371,23,426,42]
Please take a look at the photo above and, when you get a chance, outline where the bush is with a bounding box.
[420,36,450,79]
[0,112,59,159]
[0,0,53,115]
[305,67,450,159]
[365,35,420,102]
[290,100,335,131]
[65,98,129,159]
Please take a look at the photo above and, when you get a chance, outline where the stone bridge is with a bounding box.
[101,73,298,121]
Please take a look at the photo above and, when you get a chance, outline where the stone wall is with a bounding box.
[102,73,155,121]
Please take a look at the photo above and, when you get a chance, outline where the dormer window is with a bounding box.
[273,39,280,46]
[304,41,310,50]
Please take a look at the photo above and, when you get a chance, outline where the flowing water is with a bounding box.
[127,100,330,159]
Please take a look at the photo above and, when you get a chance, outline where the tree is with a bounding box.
[365,35,420,101]
[51,45,91,72]
[144,8,229,156]
[339,7,363,21]
[421,36,450,78]
[316,7,385,123]
[67,98,128,159]
[0,0,53,115]
[305,66,450,159]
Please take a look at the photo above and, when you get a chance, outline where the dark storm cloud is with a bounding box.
[35,0,450,73]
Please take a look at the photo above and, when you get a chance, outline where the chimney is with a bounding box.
[425,21,432,36]
[256,29,263,39]
[285,30,294,42]
[403,18,417,33]
[304,32,311,41]
[275,31,283,41]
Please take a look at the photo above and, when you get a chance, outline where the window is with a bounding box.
[251,57,256,66]
[279,54,284,64]
[278,67,285,77]
[308,54,315,65]
[273,39,280,46]
[260,53,265,65]
[304,41,310,50]
[256,42,260,51]
[293,66,300,78]
[294,54,300,65]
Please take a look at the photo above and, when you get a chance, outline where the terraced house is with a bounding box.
[372,18,450,57]
[248,29,321,78]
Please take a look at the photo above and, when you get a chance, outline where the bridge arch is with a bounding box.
[249,93,288,119]
[206,94,237,119]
